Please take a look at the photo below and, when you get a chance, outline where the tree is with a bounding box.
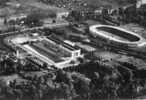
[77,57,84,63]
[0,0,9,6]
[3,18,7,25]
[24,12,43,27]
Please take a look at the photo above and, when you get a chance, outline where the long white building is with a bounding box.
[10,35,82,68]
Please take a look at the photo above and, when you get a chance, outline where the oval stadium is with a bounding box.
[89,25,146,48]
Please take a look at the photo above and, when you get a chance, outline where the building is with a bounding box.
[10,35,82,68]
[46,36,81,59]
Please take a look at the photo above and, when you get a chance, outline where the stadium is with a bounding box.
[89,25,146,48]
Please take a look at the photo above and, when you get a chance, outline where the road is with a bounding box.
[0,22,69,36]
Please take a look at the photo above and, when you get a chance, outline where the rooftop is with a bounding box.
[29,42,64,63]
[47,35,80,51]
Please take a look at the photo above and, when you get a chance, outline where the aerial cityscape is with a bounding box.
[0,0,146,100]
